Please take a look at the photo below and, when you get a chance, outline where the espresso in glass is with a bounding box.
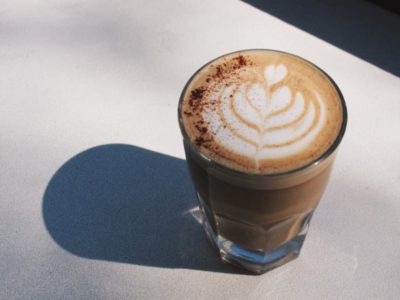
[178,50,347,274]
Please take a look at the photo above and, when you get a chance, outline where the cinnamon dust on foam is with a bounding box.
[181,51,344,174]
[183,55,253,151]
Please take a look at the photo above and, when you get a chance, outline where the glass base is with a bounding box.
[198,199,310,274]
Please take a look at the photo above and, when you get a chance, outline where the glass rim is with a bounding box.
[178,49,348,178]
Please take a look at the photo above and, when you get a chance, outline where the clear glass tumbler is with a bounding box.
[178,50,347,274]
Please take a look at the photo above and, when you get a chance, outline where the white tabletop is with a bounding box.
[1,1,400,299]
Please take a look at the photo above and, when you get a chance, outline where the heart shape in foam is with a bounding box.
[264,64,287,86]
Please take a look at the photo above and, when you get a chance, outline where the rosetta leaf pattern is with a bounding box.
[220,64,320,153]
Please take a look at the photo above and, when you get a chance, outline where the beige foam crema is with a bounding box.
[180,50,344,174]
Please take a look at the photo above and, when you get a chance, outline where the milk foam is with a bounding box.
[203,64,325,160]
[181,51,343,173]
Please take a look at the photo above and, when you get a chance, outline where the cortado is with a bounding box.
[178,50,347,274]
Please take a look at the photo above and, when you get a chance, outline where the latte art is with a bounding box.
[204,64,325,166]
[180,50,343,174]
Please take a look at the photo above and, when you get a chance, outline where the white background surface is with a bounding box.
[1,1,400,299]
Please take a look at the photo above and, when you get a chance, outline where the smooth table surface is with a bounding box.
[1,1,400,299]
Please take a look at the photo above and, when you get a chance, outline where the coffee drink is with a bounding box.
[178,50,347,273]
[181,50,343,174]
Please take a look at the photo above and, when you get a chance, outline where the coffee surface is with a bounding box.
[181,50,343,174]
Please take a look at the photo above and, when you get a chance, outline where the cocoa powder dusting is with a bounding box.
[195,124,208,134]
[190,87,206,101]
[185,54,253,149]
[194,137,212,147]
[215,66,223,78]
[234,55,247,66]
[188,86,206,112]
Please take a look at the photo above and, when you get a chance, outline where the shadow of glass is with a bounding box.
[42,144,242,274]
[242,0,400,77]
